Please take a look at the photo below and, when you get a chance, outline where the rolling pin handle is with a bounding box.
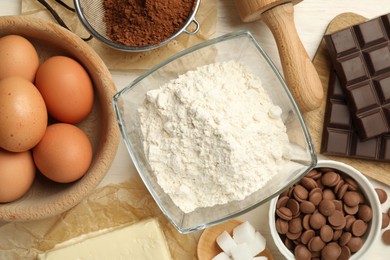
[262,2,323,112]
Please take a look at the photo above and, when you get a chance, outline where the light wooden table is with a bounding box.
[1,0,390,259]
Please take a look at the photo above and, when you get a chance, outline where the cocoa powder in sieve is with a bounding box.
[103,0,195,47]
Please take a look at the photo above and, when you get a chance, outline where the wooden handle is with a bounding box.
[234,0,301,22]
[262,3,323,112]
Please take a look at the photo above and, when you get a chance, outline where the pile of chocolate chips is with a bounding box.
[275,168,372,260]
[375,188,390,245]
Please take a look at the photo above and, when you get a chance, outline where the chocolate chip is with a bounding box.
[316,179,325,190]
[343,204,359,215]
[289,217,303,234]
[357,192,366,204]
[333,179,345,194]
[310,212,326,230]
[323,189,336,200]
[308,236,325,252]
[351,219,368,237]
[321,242,341,260]
[294,244,312,260]
[344,177,358,191]
[301,229,316,245]
[309,190,323,206]
[343,191,360,207]
[328,210,346,229]
[294,185,309,202]
[311,251,320,259]
[339,232,352,246]
[357,204,372,222]
[333,200,343,211]
[383,213,390,229]
[319,199,336,217]
[382,230,390,245]
[320,225,334,243]
[336,183,349,200]
[286,231,302,240]
[276,196,289,209]
[276,218,289,234]
[302,214,311,231]
[345,215,356,232]
[322,171,339,187]
[338,246,351,260]
[306,169,322,179]
[287,199,300,216]
[300,177,318,191]
[276,207,293,221]
[375,188,388,204]
[346,237,363,253]
[333,229,343,241]
[300,200,316,214]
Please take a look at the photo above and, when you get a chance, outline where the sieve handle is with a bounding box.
[184,19,200,35]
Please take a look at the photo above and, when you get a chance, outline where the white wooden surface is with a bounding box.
[2,0,390,258]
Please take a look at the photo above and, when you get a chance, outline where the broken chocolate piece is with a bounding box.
[321,70,390,162]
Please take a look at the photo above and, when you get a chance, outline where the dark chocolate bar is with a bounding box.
[321,70,390,162]
[324,14,390,140]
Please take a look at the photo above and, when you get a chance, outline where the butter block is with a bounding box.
[38,218,172,260]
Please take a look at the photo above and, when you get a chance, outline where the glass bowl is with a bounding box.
[113,30,317,233]
[268,160,381,259]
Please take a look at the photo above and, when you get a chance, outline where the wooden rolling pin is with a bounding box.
[235,0,323,113]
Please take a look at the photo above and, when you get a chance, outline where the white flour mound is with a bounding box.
[138,60,290,213]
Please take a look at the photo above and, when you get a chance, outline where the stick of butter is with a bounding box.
[38,218,172,260]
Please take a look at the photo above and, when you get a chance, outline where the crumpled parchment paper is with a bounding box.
[0,1,216,258]
[21,0,217,71]
[0,175,197,259]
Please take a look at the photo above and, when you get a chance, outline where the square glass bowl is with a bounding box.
[113,31,317,233]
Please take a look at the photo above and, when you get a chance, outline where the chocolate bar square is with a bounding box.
[325,14,390,140]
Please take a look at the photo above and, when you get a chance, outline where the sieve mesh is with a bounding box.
[74,0,109,40]
[74,0,201,51]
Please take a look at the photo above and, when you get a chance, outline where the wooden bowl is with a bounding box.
[0,16,119,221]
[197,219,274,260]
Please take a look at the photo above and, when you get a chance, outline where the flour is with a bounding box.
[138,60,290,213]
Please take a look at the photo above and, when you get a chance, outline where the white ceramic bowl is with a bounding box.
[269,159,381,259]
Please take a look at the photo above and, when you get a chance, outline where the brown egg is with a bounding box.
[35,56,94,124]
[0,77,48,152]
[33,123,93,183]
[0,35,39,82]
[0,149,35,203]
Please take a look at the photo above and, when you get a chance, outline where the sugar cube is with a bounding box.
[247,231,266,256]
[231,243,253,260]
[233,221,256,244]
[216,230,237,256]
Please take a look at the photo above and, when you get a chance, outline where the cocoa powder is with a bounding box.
[103,0,195,47]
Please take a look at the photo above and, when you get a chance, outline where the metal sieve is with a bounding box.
[73,0,201,52]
